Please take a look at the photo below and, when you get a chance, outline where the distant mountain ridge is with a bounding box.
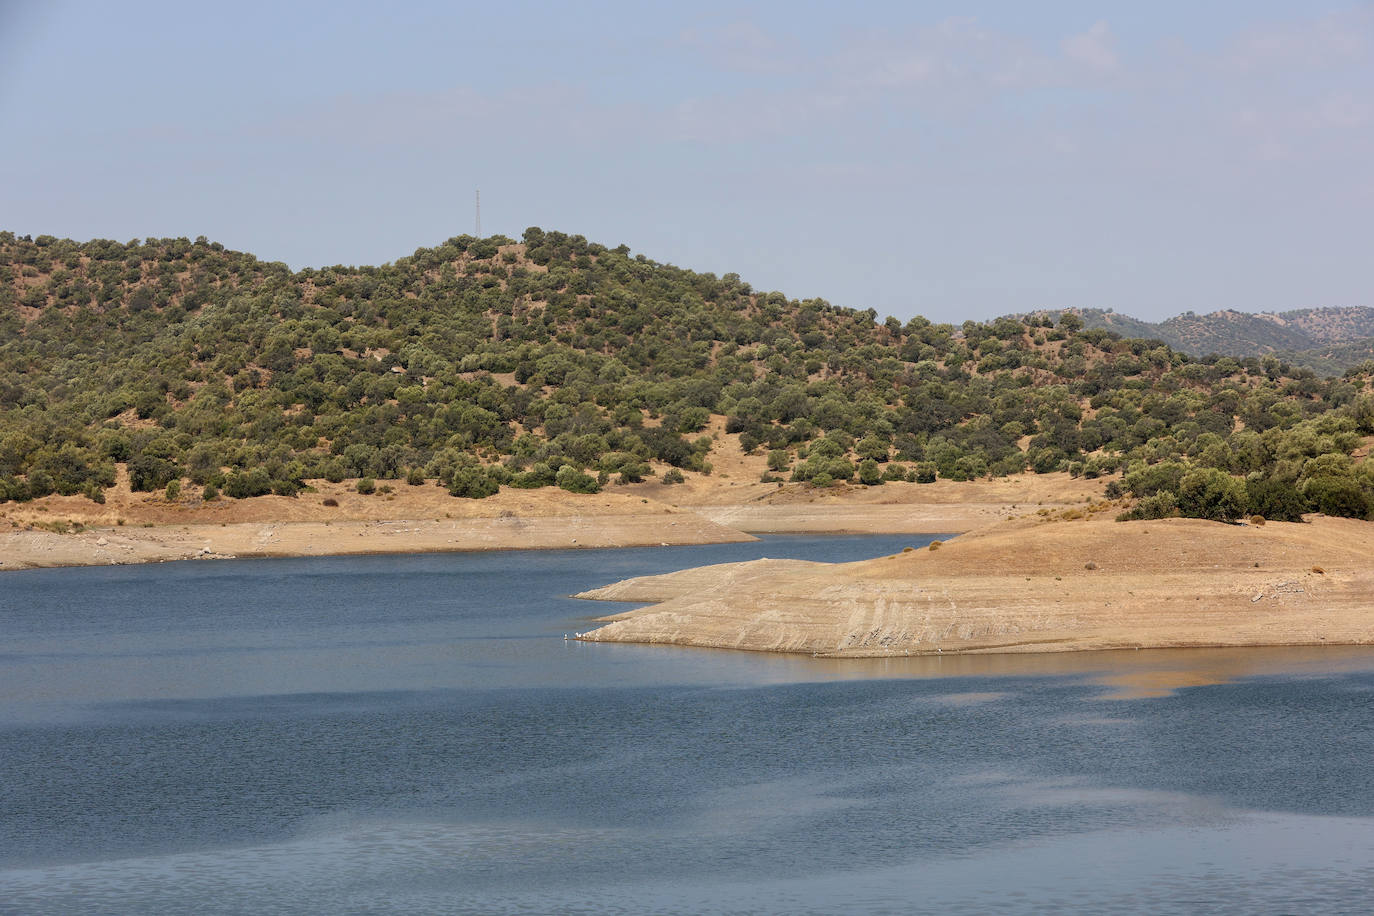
[1032,307,1374,374]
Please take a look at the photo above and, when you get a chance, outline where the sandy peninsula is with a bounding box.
[577,514,1374,656]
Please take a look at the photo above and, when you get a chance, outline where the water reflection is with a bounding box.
[706,643,1374,699]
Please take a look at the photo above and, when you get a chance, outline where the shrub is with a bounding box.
[810,437,843,458]
[1245,475,1306,522]
[1177,468,1247,522]
[555,464,599,494]
[164,479,181,501]
[1120,491,1179,521]
[0,476,30,502]
[128,455,180,492]
[224,469,272,499]
[676,406,710,433]
[322,497,339,507]
[621,461,650,483]
[661,468,685,485]
[1301,474,1373,519]
[599,451,635,473]
[449,467,499,499]
[1029,448,1062,474]
[1123,460,1188,499]
[27,469,54,498]
[826,457,855,482]
[855,435,889,462]
[356,477,376,495]
[639,428,695,468]
[510,462,557,489]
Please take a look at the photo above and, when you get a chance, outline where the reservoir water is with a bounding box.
[3,534,1373,914]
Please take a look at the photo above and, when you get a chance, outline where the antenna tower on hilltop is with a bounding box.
[475,190,481,238]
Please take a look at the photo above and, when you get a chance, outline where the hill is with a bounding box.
[1063,307,1374,373]
[3,229,1374,530]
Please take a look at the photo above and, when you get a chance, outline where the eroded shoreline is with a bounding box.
[576,515,1374,657]
[0,472,1096,571]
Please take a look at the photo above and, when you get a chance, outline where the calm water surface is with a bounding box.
[2,535,1373,914]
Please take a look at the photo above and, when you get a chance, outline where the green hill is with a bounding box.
[3,228,1374,523]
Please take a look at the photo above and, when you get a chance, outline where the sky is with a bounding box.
[1,1,1371,324]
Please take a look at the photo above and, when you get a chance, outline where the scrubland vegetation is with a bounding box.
[2,228,1372,522]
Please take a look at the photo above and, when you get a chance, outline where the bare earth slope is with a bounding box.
[0,482,756,570]
[0,469,1099,571]
[578,516,1374,656]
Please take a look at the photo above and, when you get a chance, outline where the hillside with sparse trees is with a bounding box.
[3,228,1374,524]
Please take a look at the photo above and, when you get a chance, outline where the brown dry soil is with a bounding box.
[0,478,755,570]
[8,450,1373,663]
[578,515,1374,657]
[0,440,1100,570]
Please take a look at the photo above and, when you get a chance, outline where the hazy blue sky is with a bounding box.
[2,1,1370,323]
